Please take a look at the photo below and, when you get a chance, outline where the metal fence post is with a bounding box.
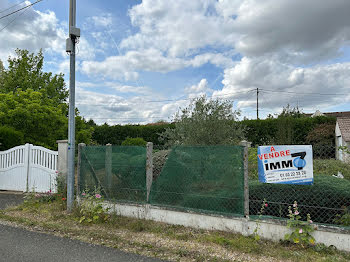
[240,140,250,218]
[105,143,112,194]
[146,142,153,203]
[76,143,85,201]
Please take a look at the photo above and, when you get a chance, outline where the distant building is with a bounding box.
[311,110,324,117]
[305,110,350,118]
[335,117,350,163]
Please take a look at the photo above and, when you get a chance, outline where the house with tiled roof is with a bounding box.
[335,117,350,163]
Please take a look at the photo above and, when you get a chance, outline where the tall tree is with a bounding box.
[0,49,93,149]
[0,89,67,149]
[0,60,4,83]
[0,49,68,105]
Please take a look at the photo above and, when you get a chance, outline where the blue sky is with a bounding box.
[1,0,350,124]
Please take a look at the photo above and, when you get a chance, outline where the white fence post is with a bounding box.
[24,143,32,192]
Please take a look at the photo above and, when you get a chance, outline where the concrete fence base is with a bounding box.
[103,201,350,252]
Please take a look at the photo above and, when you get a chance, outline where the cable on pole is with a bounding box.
[0,0,27,14]
[0,0,42,21]
[0,5,30,33]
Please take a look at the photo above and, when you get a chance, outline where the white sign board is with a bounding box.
[257,145,313,185]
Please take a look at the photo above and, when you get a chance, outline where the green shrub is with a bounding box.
[0,126,24,150]
[92,123,174,145]
[121,137,147,146]
[242,116,335,146]
[76,190,110,224]
[334,207,350,226]
[249,175,350,224]
[313,159,350,180]
[248,147,258,179]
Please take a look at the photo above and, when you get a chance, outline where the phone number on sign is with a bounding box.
[280,170,307,178]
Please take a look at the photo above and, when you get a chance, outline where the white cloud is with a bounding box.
[2,0,350,123]
[81,49,236,80]
[214,57,350,111]
[185,79,210,94]
[75,87,183,125]
[91,14,113,28]
[233,0,350,62]
[121,0,239,57]
[0,3,66,62]
[81,49,188,80]
[77,37,96,60]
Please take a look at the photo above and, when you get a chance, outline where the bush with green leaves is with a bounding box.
[0,49,94,149]
[92,123,174,145]
[0,126,24,150]
[334,207,350,226]
[76,190,110,224]
[242,116,335,146]
[284,201,316,246]
[159,96,244,146]
[121,137,147,146]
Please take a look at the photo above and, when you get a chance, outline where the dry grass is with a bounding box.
[1,201,350,262]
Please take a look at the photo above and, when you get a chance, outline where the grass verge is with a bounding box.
[1,201,350,262]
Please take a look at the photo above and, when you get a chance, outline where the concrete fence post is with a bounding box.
[105,143,112,193]
[146,142,153,203]
[240,140,251,218]
[77,143,85,200]
[56,140,68,180]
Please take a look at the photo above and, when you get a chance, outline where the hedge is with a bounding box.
[92,123,174,145]
[241,116,336,146]
[92,116,336,147]
[249,175,350,225]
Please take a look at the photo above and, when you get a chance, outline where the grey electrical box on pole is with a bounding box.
[66,0,80,212]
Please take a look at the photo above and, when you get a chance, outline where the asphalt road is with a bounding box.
[0,193,165,262]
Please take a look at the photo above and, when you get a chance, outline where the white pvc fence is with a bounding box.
[0,144,58,193]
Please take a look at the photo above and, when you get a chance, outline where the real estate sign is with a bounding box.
[257,145,313,185]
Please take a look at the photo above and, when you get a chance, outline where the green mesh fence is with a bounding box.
[79,145,147,203]
[249,174,350,226]
[150,145,245,216]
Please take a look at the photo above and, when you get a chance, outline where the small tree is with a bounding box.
[278,104,304,118]
[159,96,244,145]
